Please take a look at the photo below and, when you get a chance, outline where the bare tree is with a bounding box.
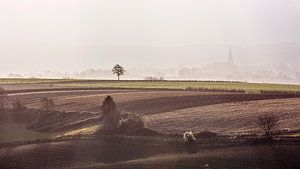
[112,64,125,80]
[40,97,54,112]
[0,87,8,112]
[101,95,120,132]
[258,114,279,137]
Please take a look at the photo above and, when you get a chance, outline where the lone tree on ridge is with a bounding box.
[112,64,125,80]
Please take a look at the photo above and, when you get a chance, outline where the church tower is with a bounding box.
[228,47,234,65]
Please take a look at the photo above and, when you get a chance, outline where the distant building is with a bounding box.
[144,76,164,81]
[204,48,238,79]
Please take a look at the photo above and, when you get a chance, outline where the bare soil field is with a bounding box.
[1,88,299,136]
[144,98,300,135]
[7,88,300,115]
[1,84,300,169]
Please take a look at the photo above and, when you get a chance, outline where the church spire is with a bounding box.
[228,47,233,65]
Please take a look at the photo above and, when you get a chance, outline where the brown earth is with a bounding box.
[4,89,300,133]
[0,139,300,169]
[7,89,300,114]
[144,98,300,135]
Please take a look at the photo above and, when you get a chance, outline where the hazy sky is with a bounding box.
[0,0,300,73]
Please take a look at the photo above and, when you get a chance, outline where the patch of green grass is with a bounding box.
[1,78,300,92]
[280,133,300,138]
[57,81,300,93]
[0,78,73,85]
[0,122,56,143]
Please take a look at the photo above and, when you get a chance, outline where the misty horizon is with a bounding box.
[1,0,300,83]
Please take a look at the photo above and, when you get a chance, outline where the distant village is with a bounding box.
[6,48,300,84]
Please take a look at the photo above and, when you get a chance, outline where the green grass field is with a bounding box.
[1,78,300,92]
[0,78,74,84]
[0,122,56,143]
[58,81,300,92]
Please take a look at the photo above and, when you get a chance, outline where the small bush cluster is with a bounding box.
[184,87,245,93]
[99,95,146,135]
[144,76,164,81]
[119,113,145,131]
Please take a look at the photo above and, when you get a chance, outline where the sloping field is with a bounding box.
[7,89,300,114]
[1,139,300,169]
[4,89,300,135]
[118,93,300,115]
[79,145,300,169]
[8,90,215,112]
[144,98,300,135]
[0,123,55,143]
[1,83,300,169]
[0,139,185,169]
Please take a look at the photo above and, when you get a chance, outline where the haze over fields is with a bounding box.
[0,0,300,83]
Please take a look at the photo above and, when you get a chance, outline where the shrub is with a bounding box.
[119,113,145,131]
[183,131,196,144]
[101,95,120,132]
